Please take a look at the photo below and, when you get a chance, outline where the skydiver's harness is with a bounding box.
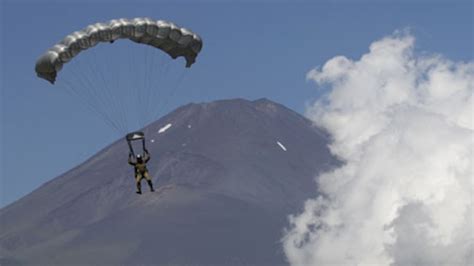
[131,157,149,174]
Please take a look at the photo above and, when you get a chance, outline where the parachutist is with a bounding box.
[128,150,154,194]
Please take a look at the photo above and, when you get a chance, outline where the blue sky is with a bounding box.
[1,0,472,207]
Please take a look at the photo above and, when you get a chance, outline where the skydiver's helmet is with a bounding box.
[136,154,143,163]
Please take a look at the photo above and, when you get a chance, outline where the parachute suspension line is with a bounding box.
[148,58,171,122]
[106,58,129,134]
[73,65,124,134]
[138,46,151,128]
[143,52,162,128]
[102,46,129,134]
[60,78,123,134]
[84,50,120,132]
[143,49,164,127]
[139,47,148,127]
[140,48,149,126]
[151,68,187,120]
[129,46,142,131]
[134,46,144,128]
[65,56,126,134]
[142,52,166,137]
[108,50,129,133]
[118,54,131,132]
[75,56,115,124]
[89,48,128,133]
[142,47,156,127]
[77,51,126,134]
[135,47,146,130]
[145,53,171,137]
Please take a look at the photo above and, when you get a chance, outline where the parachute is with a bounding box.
[35,17,203,84]
[34,17,203,135]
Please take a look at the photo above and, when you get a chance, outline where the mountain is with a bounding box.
[0,98,337,266]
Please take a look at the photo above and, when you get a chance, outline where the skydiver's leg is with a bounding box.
[135,173,143,194]
[144,171,154,192]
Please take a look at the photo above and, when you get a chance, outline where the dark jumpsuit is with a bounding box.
[128,152,154,193]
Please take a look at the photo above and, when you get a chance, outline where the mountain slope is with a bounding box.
[0,98,337,266]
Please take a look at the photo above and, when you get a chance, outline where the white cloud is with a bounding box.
[283,31,473,266]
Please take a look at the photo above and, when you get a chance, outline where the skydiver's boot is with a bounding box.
[136,182,142,195]
[147,180,155,192]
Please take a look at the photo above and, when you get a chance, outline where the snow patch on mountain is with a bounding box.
[277,141,287,151]
[158,123,172,134]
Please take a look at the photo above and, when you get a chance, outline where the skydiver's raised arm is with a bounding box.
[144,150,150,163]
[128,153,136,165]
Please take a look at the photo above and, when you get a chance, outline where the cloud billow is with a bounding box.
[283,31,473,266]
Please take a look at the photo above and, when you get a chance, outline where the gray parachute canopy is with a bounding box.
[35,17,203,84]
